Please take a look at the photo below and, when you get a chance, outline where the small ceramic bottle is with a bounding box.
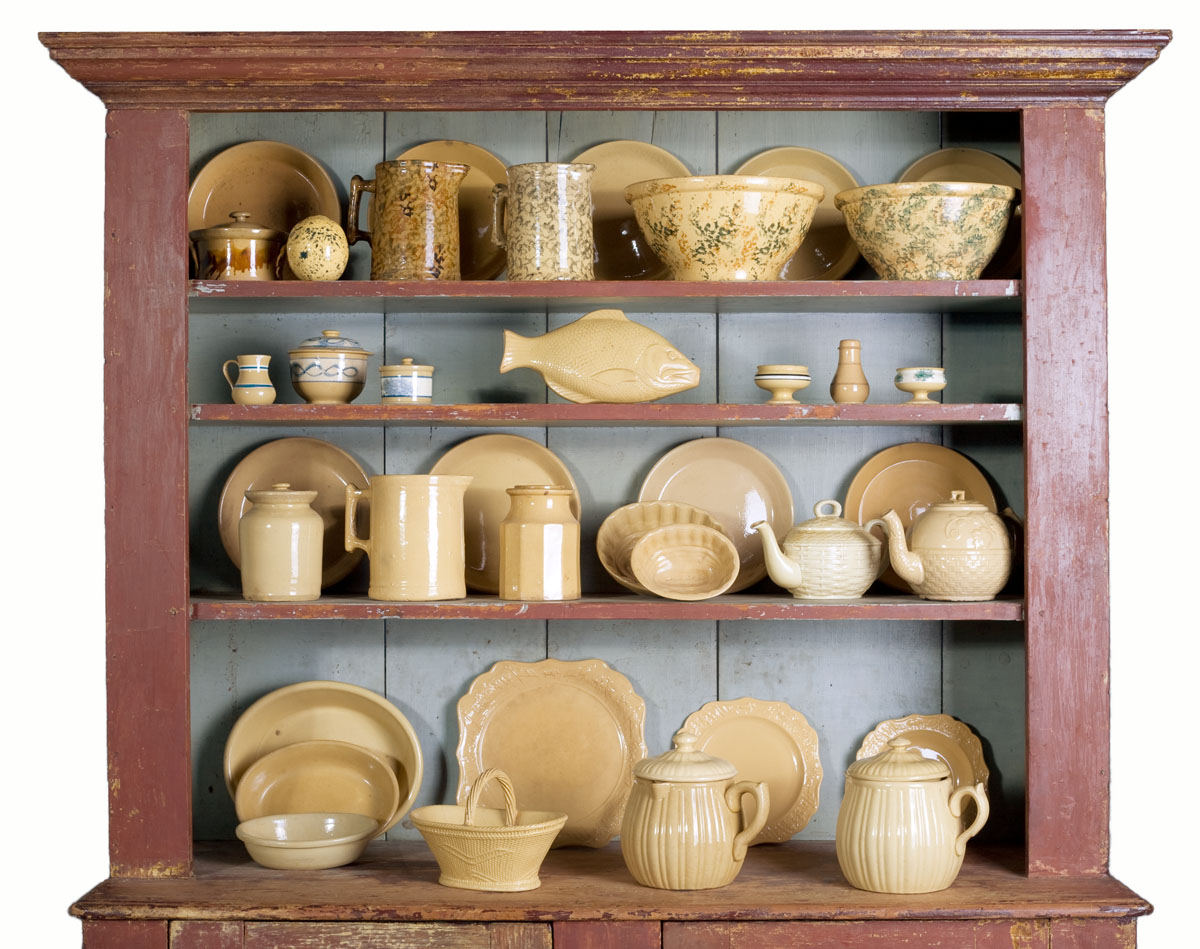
[498,485,580,601]
[238,483,323,601]
[830,339,869,403]
[222,354,276,405]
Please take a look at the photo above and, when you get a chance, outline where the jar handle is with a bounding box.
[347,175,373,246]
[725,780,770,862]
[344,483,371,557]
[464,768,519,828]
[490,182,508,249]
[950,782,990,856]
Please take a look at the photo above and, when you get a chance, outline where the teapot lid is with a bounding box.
[189,210,287,243]
[930,490,990,512]
[289,329,372,357]
[845,738,950,782]
[632,730,737,783]
[787,499,883,544]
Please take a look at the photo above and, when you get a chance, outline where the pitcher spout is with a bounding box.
[753,520,803,591]
[881,509,924,587]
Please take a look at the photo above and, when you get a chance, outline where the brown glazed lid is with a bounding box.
[189,211,287,243]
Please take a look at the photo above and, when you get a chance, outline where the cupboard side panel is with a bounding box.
[1021,106,1110,876]
[104,108,193,877]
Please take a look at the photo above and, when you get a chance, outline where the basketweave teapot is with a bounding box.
[880,490,1011,601]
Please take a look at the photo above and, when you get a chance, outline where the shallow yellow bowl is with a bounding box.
[235,812,379,870]
[597,501,726,594]
[629,523,740,601]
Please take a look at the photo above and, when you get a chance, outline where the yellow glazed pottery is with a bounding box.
[624,175,824,281]
[235,812,379,871]
[491,162,595,281]
[380,358,434,404]
[286,214,349,281]
[753,364,811,404]
[836,738,988,893]
[190,211,285,281]
[881,490,1012,601]
[345,474,473,601]
[596,501,727,595]
[288,330,372,405]
[753,500,889,600]
[894,366,948,404]
[238,482,323,601]
[621,730,769,891]
[222,354,276,405]
[830,339,869,404]
[500,309,699,404]
[411,768,568,892]
[835,182,1016,280]
[498,485,581,601]
[628,523,739,601]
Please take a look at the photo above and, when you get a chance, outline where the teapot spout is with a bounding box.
[881,509,925,587]
[753,520,803,592]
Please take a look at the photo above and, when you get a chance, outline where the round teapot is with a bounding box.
[880,490,1011,601]
[836,738,989,893]
[620,730,768,890]
[753,500,888,599]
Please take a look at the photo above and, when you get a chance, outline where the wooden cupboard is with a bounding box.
[41,29,1167,948]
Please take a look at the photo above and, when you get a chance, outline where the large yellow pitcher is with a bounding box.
[345,475,472,601]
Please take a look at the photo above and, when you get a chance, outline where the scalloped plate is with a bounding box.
[683,697,822,844]
[456,658,647,848]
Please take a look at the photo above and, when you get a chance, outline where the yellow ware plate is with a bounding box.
[430,434,580,594]
[393,140,508,281]
[683,697,822,844]
[233,739,401,835]
[843,442,996,593]
[572,140,692,280]
[224,680,423,833]
[218,437,369,589]
[457,658,647,848]
[734,146,860,281]
[898,147,1022,279]
[638,437,794,592]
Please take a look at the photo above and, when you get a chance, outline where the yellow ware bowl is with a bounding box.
[235,812,379,870]
[834,182,1016,280]
[629,523,740,601]
[596,501,726,594]
[411,769,568,892]
[624,175,824,281]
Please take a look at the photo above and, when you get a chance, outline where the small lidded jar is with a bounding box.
[238,482,323,601]
[380,357,435,404]
[288,330,372,405]
[190,211,286,281]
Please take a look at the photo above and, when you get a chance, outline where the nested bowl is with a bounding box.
[629,523,740,601]
[834,182,1016,280]
[597,501,727,594]
[235,812,380,870]
[624,175,825,280]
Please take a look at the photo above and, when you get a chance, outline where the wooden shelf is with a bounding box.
[190,402,1023,427]
[191,594,1024,622]
[70,840,1148,924]
[188,279,1022,314]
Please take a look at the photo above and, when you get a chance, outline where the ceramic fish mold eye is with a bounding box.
[499,309,700,404]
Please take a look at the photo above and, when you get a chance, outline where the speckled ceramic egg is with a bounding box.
[286,215,349,281]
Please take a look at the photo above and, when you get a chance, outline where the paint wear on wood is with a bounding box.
[170,921,244,949]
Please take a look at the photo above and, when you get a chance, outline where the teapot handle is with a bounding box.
[949,782,990,856]
[864,517,891,578]
[725,780,770,862]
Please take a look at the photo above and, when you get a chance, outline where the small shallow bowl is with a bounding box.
[754,364,812,404]
[894,366,948,404]
[629,523,740,601]
[624,175,824,281]
[597,501,726,594]
[235,812,379,870]
[834,182,1016,280]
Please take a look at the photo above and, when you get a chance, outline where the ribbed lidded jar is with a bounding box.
[835,737,989,893]
[620,730,768,891]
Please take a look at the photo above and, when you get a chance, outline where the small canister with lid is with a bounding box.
[238,482,323,601]
[380,358,435,404]
[498,484,580,601]
[190,211,286,281]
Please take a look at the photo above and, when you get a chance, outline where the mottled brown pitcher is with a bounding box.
[491,162,595,280]
[348,160,468,280]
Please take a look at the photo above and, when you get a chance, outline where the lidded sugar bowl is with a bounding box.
[288,330,372,405]
[620,730,768,891]
[190,211,286,282]
[753,500,888,599]
[881,490,1012,601]
[836,737,989,894]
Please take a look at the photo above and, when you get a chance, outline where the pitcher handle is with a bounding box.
[726,780,770,862]
[222,359,239,394]
[949,782,990,856]
[347,175,373,246]
[490,182,508,249]
[864,517,890,578]
[344,483,371,556]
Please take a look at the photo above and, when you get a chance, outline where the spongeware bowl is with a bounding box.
[834,182,1016,280]
[629,523,740,601]
[235,812,380,870]
[624,175,825,281]
[597,501,727,594]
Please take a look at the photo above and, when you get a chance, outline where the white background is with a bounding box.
[3,4,1193,946]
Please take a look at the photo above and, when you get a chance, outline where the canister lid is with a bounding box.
[632,730,737,782]
[289,329,372,358]
[380,357,434,373]
[243,482,319,505]
[189,211,287,243]
[506,484,574,496]
[845,737,950,782]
